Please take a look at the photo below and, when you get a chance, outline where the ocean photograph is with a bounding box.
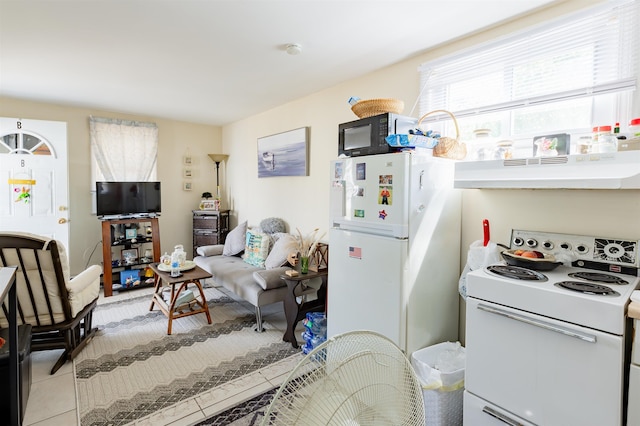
[257,127,308,178]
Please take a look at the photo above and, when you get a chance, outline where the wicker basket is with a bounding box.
[351,98,404,119]
[418,109,467,160]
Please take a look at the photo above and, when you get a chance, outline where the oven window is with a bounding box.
[344,124,371,150]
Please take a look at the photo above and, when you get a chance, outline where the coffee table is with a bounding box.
[149,263,212,335]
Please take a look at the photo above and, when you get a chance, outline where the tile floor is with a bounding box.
[21,284,304,426]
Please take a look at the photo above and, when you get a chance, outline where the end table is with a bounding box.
[280,269,328,348]
[149,263,212,334]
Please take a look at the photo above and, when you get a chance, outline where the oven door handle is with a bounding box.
[477,303,597,343]
[482,406,524,426]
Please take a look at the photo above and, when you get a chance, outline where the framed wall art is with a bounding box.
[257,127,309,178]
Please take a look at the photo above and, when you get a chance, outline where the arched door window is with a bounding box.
[0,131,55,156]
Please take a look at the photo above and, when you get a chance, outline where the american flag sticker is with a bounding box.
[349,246,362,259]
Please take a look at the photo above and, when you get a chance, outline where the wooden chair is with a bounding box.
[0,232,101,374]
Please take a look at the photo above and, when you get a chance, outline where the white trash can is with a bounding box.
[411,341,465,426]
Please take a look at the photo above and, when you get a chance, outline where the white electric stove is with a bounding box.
[464,230,640,426]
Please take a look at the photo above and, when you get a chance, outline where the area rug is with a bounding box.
[193,387,277,426]
[74,285,298,426]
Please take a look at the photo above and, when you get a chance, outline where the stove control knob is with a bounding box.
[513,237,524,247]
[560,242,571,250]
[576,244,589,254]
[542,241,554,250]
[526,238,538,248]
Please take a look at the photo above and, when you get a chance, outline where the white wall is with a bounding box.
[0,97,223,274]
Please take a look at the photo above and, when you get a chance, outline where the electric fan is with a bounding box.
[262,331,425,425]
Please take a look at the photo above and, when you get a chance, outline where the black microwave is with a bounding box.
[338,113,417,157]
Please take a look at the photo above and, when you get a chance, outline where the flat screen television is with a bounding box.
[96,181,161,218]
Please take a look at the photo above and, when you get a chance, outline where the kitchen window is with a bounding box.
[417,0,639,159]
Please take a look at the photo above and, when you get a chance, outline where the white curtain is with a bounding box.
[90,116,158,184]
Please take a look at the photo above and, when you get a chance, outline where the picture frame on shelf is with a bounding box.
[200,199,218,210]
[125,228,137,239]
[119,270,140,288]
[121,248,139,265]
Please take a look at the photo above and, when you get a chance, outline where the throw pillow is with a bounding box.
[259,217,287,234]
[196,245,224,257]
[223,221,247,256]
[253,268,289,290]
[265,233,297,269]
[243,229,272,267]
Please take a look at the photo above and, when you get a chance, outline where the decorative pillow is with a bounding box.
[196,245,224,257]
[265,233,297,269]
[253,268,289,290]
[223,221,247,256]
[259,217,287,234]
[243,229,272,267]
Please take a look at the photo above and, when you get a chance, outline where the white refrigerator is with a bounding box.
[328,152,461,354]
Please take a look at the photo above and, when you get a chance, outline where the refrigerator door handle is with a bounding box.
[419,170,424,189]
[332,219,408,239]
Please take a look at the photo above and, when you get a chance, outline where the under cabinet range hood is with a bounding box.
[454,151,640,189]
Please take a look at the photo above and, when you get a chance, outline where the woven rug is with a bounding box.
[193,387,277,426]
[74,285,299,426]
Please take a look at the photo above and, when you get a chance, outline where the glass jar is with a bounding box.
[470,129,494,161]
[591,125,618,153]
[494,140,513,159]
[171,244,187,266]
[577,136,593,154]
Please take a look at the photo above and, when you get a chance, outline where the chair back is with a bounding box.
[0,232,71,328]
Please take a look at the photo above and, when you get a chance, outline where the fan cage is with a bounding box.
[262,330,425,426]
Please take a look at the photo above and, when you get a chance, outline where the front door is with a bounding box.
[0,117,69,250]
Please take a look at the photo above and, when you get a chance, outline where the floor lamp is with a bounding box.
[208,154,229,200]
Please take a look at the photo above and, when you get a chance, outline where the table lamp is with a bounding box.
[208,154,229,199]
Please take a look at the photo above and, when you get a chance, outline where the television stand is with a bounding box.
[101,217,160,297]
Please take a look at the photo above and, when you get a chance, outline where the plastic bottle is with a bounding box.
[630,118,640,138]
[170,250,181,277]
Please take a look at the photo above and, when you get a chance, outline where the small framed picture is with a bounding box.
[183,181,192,191]
[121,248,139,265]
[183,168,193,178]
[119,269,139,285]
[183,155,192,165]
[125,228,137,239]
[200,199,219,210]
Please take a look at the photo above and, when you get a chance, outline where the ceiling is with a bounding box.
[0,0,559,126]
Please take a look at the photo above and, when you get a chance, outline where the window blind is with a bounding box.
[417,0,639,123]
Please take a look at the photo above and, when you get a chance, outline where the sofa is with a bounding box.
[194,218,321,332]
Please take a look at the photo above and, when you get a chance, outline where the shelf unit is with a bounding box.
[101,217,160,297]
[192,210,229,256]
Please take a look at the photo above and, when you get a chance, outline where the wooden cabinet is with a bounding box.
[101,217,160,297]
[192,210,229,256]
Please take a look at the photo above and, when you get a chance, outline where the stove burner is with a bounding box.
[568,272,629,285]
[555,281,620,296]
[486,265,547,281]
